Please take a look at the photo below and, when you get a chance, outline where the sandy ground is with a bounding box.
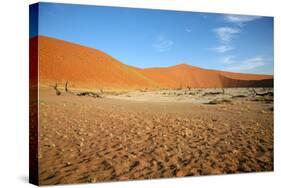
[38,87,273,185]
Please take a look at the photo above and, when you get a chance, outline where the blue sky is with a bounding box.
[31,2,274,74]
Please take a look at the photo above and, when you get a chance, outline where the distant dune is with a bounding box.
[30,36,273,89]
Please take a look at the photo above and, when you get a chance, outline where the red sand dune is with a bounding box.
[32,36,158,89]
[30,36,273,89]
[139,64,273,89]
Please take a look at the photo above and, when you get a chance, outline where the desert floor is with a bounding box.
[38,87,273,185]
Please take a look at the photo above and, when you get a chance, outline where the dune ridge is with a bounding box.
[31,36,273,89]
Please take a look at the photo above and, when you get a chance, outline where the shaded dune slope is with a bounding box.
[219,75,273,88]
[31,36,273,89]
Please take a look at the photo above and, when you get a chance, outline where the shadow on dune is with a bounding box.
[219,75,273,88]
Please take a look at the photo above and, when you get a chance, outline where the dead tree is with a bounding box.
[53,82,61,96]
[222,88,225,95]
[252,88,273,97]
[54,82,58,90]
[65,81,68,92]
[77,91,101,98]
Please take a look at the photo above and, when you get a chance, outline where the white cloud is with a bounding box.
[211,15,262,55]
[225,56,265,72]
[224,15,262,26]
[211,45,234,53]
[213,27,241,43]
[152,35,174,52]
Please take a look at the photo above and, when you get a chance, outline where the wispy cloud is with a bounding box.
[211,15,258,53]
[224,15,262,26]
[211,45,234,53]
[213,27,241,43]
[225,56,265,72]
[152,35,174,52]
[221,55,235,64]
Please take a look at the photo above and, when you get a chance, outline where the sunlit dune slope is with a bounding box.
[33,36,158,89]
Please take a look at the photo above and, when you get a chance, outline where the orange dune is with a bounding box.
[139,64,273,89]
[33,36,158,89]
[138,64,224,88]
[31,36,273,89]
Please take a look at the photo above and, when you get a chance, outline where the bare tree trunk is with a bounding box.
[53,82,61,96]
[54,82,57,90]
[65,81,68,92]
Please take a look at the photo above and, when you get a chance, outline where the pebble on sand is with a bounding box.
[176,170,186,177]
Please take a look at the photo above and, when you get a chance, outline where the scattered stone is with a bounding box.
[176,170,185,177]
[79,142,84,147]
[91,178,97,183]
